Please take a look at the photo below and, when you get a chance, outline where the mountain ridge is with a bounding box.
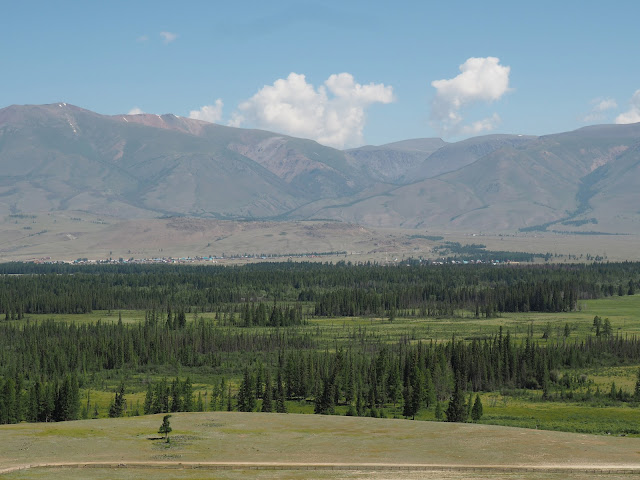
[1,103,640,233]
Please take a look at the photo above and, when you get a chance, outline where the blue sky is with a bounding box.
[2,0,640,148]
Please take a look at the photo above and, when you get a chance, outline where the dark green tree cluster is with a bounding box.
[1,374,79,424]
[108,382,127,417]
[143,377,194,415]
[240,302,303,327]
[1,261,638,317]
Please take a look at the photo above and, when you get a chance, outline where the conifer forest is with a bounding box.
[1,260,640,434]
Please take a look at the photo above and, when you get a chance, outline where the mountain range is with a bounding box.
[1,103,640,234]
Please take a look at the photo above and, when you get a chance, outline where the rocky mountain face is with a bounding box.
[1,103,639,233]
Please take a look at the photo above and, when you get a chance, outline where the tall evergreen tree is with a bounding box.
[471,394,483,421]
[261,371,273,413]
[108,382,126,418]
[237,368,256,412]
[275,370,287,413]
[445,377,467,423]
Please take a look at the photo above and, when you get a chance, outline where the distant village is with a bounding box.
[25,253,522,266]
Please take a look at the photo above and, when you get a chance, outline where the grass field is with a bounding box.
[16,293,640,343]
[2,412,640,479]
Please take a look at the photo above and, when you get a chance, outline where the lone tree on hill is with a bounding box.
[159,414,172,442]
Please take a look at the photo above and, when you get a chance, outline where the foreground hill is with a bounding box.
[2,103,640,234]
[1,412,639,479]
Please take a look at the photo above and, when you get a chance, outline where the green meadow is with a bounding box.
[7,295,639,436]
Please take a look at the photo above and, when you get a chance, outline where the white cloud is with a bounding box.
[137,35,149,42]
[231,72,394,148]
[228,112,244,128]
[593,98,617,112]
[615,90,640,124]
[188,99,224,123]
[430,57,511,136]
[127,107,144,115]
[160,31,178,44]
[581,97,618,122]
[459,113,501,135]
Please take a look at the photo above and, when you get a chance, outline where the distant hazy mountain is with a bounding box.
[345,138,447,183]
[306,124,640,233]
[0,103,371,219]
[1,103,639,233]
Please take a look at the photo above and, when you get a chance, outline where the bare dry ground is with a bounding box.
[1,412,640,479]
[2,211,639,263]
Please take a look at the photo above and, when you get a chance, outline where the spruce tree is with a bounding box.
[445,377,467,423]
[275,370,287,413]
[182,377,194,412]
[108,382,126,418]
[238,368,256,412]
[471,394,483,421]
[158,414,172,442]
[261,371,273,413]
[434,401,444,421]
[143,383,154,414]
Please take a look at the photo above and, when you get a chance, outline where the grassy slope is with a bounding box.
[2,412,640,479]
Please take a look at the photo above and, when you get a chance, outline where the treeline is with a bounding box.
[0,317,316,381]
[1,262,639,318]
[0,374,79,424]
[3,316,640,424]
[432,242,550,262]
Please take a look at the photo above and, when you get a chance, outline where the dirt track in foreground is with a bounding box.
[3,461,640,476]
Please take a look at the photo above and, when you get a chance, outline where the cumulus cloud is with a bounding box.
[581,97,618,122]
[430,57,511,136]
[188,99,224,123]
[127,107,144,115]
[160,31,178,44]
[459,113,501,135]
[615,90,640,124]
[231,72,394,148]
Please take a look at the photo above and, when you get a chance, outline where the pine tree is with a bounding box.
[402,384,414,419]
[108,382,126,418]
[143,383,154,414]
[158,414,172,442]
[182,377,194,412]
[434,401,444,421]
[261,371,273,413]
[237,368,256,412]
[610,381,618,400]
[445,377,467,423]
[471,394,483,421]
[603,318,613,338]
[275,370,287,413]
[314,376,335,415]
